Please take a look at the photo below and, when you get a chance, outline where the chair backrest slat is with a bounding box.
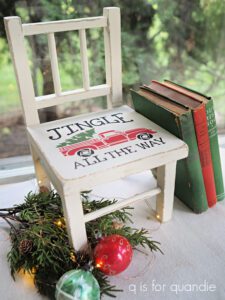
[4,7,122,127]
[103,7,122,108]
[47,33,62,96]
[79,29,90,90]
[22,16,107,36]
[4,17,40,126]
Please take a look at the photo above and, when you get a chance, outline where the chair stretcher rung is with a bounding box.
[35,84,110,109]
[84,187,161,223]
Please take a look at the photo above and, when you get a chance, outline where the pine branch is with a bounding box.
[1,190,162,299]
[126,228,163,254]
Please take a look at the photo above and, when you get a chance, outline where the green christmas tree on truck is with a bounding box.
[57,129,95,148]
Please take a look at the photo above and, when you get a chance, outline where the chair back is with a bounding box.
[4,7,122,126]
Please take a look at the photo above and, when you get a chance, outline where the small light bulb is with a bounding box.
[57,220,62,226]
[18,269,35,288]
[70,252,76,262]
[96,260,103,268]
[156,214,160,220]
[54,219,63,227]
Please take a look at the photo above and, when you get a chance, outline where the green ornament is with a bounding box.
[55,269,100,300]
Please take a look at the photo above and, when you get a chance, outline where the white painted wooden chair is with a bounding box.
[4,7,188,251]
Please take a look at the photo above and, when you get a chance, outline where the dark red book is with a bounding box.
[147,80,217,207]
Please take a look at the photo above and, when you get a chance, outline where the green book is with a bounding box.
[164,80,225,202]
[131,88,208,213]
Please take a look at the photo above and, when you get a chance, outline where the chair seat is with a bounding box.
[27,105,187,184]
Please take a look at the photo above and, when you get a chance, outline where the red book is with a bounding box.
[147,80,217,207]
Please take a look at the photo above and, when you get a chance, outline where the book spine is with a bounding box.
[193,107,217,206]
[177,114,208,212]
[131,91,208,213]
[205,101,225,201]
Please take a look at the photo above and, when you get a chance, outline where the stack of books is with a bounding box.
[131,80,225,213]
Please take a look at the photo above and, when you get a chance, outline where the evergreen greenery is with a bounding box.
[57,129,95,148]
[0,190,162,299]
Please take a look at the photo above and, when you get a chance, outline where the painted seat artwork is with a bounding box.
[4,7,188,251]
[28,105,187,179]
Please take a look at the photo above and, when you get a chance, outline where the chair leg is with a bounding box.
[61,189,88,251]
[30,145,51,191]
[156,161,177,222]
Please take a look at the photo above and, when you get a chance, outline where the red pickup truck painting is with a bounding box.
[58,128,156,157]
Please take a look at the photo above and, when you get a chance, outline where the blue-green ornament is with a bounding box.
[55,269,100,300]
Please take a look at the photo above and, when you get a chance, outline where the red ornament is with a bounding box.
[94,234,133,275]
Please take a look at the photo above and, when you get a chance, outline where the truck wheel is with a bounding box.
[137,133,153,140]
[77,149,94,157]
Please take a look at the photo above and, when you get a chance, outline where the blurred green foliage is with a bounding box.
[0,0,225,118]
